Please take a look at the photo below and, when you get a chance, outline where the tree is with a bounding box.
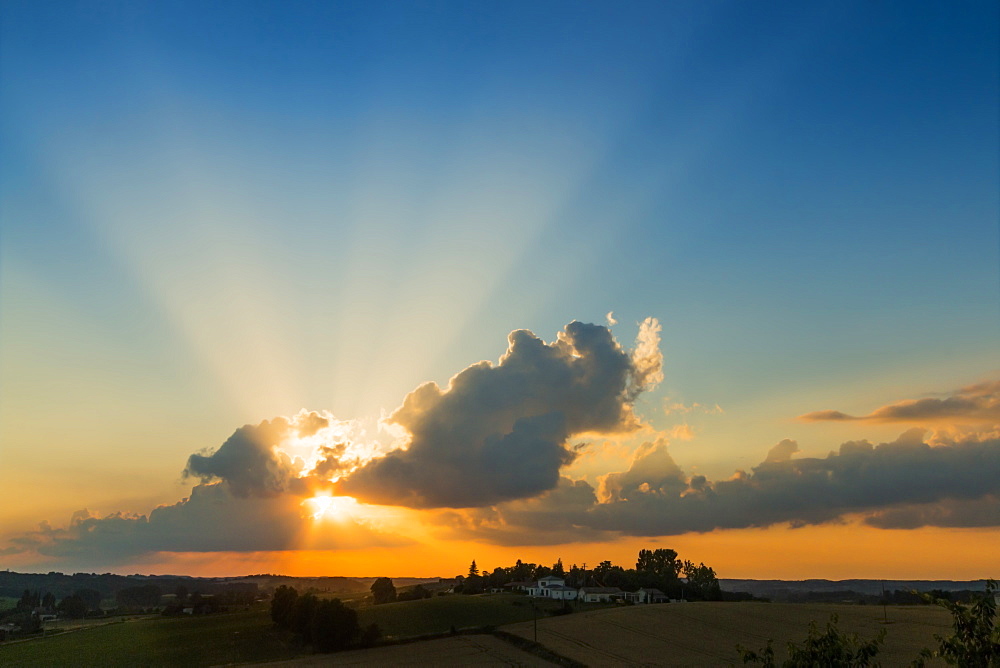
[292,593,320,641]
[468,560,479,578]
[311,598,360,652]
[739,615,884,667]
[553,559,565,576]
[41,592,56,611]
[636,548,682,579]
[58,594,88,619]
[683,561,722,601]
[271,585,298,628]
[370,577,396,605]
[16,590,39,611]
[75,588,103,613]
[115,585,161,610]
[916,579,999,666]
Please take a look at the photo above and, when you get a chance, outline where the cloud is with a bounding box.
[3,483,409,568]
[800,380,1000,425]
[432,477,611,546]
[864,495,1000,529]
[184,416,307,497]
[442,430,1000,543]
[337,320,662,508]
[606,311,617,326]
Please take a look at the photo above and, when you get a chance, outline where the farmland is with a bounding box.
[504,601,953,666]
[0,597,961,666]
[356,593,585,639]
[0,606,300,667]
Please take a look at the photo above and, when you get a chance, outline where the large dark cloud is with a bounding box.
[2,483,409,568]
[336,320,663,508]
[800,380,1000,425]
[184,413,332,497]
[436,430,1000,544]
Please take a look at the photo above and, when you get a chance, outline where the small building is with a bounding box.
[579,586,624,603]
[503,580,535,592]
[625,588,668,604]
[527,576,569,598]
[546,585,579,601]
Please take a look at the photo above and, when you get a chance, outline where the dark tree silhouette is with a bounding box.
[311,598,361,652]
[370,577,396,604]
[270,585,298,628]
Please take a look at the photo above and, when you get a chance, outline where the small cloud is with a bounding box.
[664,399,723,415]
[606,311,618,326]
[800,379,1000,425]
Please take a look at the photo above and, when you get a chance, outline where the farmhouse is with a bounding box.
[625,588,668,604]
[578,586,624,603]
[526,576,573,598]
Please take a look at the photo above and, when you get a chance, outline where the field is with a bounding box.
[0,606,300,667]
[270,634,558,666]
[0,598,960,666]
[504,601,953,666]
[357,593,583,639]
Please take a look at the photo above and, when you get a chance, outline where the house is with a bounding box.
[546,585,579,601]
[526,576,569,598]
[525,576,581,600]
[503,580,535,592]
[624,588,668,604]
[579,586,624,603]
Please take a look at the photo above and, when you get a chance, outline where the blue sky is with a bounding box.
[1,0,998,576]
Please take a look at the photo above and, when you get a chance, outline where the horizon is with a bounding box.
[1,1,998,583]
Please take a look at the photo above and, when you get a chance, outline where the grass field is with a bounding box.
[269,634,559,667]
[0,605,300,667]
[0,598,960,666]
[505,601,954,666]
[357,593,582,639]
[0,596,18,610]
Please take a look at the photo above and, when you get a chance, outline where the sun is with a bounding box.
[303,494,358,521]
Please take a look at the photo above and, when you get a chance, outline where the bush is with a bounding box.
[916,579,999,667]
[739,614,884,667]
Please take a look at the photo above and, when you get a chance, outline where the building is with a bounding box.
[578,586,624,603]
[624,588,668,604]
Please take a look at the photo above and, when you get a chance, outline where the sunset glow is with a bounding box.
[1,0,997,585]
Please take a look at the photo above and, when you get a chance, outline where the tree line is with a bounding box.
[443,549,721,600]
[270,585,380,653]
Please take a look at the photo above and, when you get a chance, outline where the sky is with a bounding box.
[1,0,998,580]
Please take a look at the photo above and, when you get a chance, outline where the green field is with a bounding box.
[0,596,966,666]
[0,597,18,611]
[357,593,583,639]
[0,606,300,667]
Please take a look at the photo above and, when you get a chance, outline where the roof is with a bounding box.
[538,575,565,581]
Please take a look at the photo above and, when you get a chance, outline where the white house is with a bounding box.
[579,586,624,603]
[624,588,668,604]
[546,585,579,601]
[526,576,570,598]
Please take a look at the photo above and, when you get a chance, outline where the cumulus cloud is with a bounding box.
[433,477,611,546]
[185,416,307,497]
[3,483,409,568]
[337,320,662,508]
[606,311,617,326]
[800,380,1000,425]
[864,494,1000,529]
[438,430,1000,543]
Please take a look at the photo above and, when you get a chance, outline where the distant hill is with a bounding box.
[0,570,439,601]
[721,578,991,602]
